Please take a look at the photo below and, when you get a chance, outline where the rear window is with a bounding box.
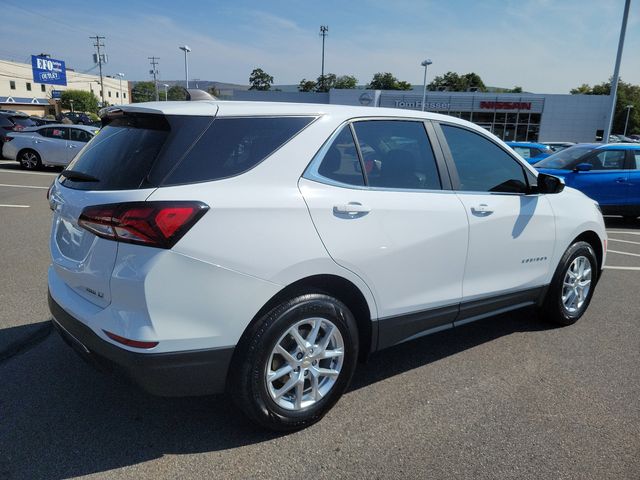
[61,114,173,191]
[161,116,315,186]
[61,114,314,191]
[11,117,36,128]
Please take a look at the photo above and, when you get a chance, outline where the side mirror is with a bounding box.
[536,172,565,194]
[574,163,592,172]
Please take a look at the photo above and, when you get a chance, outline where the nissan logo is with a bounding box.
[359,92,374,106]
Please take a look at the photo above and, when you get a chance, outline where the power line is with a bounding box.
[90,35,106,106]
[148,56,160,102]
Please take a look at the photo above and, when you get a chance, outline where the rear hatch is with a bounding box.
[49,107,217,308]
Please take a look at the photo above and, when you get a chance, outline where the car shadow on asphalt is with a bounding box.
[0,309,555,479]
[604,216,640,230]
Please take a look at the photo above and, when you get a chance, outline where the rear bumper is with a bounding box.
[48,292,234,396]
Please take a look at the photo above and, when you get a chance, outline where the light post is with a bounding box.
[420,59,432,112]
[162,84,169,101]
[116,73,125,105]
[623,104,633,136]
[604,0,631,143]
[178,45,191,89]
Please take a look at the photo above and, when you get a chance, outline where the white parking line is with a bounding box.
[607,249,640,258]
[0,183,49,189]
[607,231,640,236]
[0,204,30,208]
[604,266,640,271]
[0,169,58,177]
[608,238,640,246]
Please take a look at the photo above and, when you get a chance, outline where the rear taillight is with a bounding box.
[1,136,13,142]
[78,201,209,248]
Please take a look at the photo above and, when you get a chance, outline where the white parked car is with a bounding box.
[2,124,99,169]
[48,99,607,431]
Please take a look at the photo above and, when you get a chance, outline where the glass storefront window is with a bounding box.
[516,124,528,141]
[495,113,506,123]
[503,124,516,141]
[506,113,517,123]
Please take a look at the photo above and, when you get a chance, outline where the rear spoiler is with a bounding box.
[98,89,218,119]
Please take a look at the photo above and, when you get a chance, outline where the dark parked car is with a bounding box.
[30,116,59,126]
[60,112,92,125]
[0,113,37,132]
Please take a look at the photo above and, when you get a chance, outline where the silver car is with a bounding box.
[2,124,99,170]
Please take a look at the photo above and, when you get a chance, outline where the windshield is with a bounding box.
[534,145,593,169]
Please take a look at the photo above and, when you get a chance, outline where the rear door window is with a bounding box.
[42,127,69,140]
[352,120,441,190]
[162,116,315,185]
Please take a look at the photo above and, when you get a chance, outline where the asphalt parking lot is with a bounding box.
[0,161,638,480]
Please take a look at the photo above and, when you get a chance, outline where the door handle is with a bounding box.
[333,202,371,215]
[34,140,42,144]
[68,144,77,148]
[615,177,625,183]
[471,204,494,216]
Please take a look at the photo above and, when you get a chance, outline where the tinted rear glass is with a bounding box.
[11,117,37,127]
[161,116,315,185]
[61,114,172,191]
[534,145,594,169]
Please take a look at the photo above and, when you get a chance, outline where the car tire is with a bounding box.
[539,241,598,326]
[229,293,359,431]
[19,149,42,170]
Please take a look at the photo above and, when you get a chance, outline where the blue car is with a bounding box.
[506,142,554,165]
[535,143,640,219]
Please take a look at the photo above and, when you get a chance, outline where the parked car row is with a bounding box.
[1,124,99,169]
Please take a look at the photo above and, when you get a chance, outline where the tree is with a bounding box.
[316,73,337,93]
[132,81,157,103]
[570,79,640,134]
[249,68,274,91]
[510,86,523,93]
[166,85,187,101]
[208,86,221,98]
[60,90,99,113]
[334,75,358,89]
[367,72,413,90]
[298,78,317,92]
[427,71,487,92]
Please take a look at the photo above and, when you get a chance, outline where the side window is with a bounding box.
[512,146,531,160]
[43,127,68,140]
[316,126,365,186]
[70,129,92,143]
[441,124,529,193]
[352,120,441,190]
[633,152,640,170]
[163,116,314,185]
[585,150,626,170]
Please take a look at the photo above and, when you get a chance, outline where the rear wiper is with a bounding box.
[60,169,100,182]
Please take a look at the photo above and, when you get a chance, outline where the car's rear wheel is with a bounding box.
[229,293,359,431]
[539,241,598,326]
[19,149,42,170]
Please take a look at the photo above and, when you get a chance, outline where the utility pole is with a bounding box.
[90,35,106,106]
[319,25,328,90]
[148,56,160,102]
[604,0,631,143]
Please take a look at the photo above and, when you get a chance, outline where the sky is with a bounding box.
[2,0,639,93]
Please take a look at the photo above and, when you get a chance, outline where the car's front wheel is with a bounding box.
[19,149,42,170]
[539,241,598,326]
[230,293,359,431]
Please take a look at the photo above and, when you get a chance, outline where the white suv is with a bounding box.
[48,99,606,431]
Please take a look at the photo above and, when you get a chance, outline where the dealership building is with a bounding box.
[229,89,612,143]
[0,58,131,117]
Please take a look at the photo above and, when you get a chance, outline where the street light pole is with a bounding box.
[162,84,169,101]
[623,105,633,136]
[604,0,631,143]
[116,73,125,105]
[421,59,432,112]
[179,45,191,89]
